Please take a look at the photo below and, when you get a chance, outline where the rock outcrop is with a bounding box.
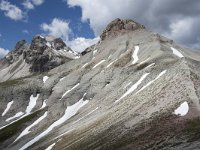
[5,40,29,64]
[24,35,78,72]
[100,18,145,40]
[0,35,79,81]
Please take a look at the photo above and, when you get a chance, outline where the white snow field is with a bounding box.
[43,76,49,83]
[26,94,40,114]
[174,101,189,116]
[171,47,184,58]
[2,101,14,116]
[40,99,48,109]
[132,46,139,64]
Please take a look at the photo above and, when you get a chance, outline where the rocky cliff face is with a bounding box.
[1,19,200,150]
[100,18,145,41]
[0,35,79,81]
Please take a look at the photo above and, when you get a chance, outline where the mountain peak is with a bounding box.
[1,34,79,75]
[100,18,145,40]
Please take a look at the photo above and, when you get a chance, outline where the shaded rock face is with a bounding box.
[53,38,66,50]
[24,36,77,72]
[1,35,79,74]
[14,40,27,55]
[29,36,47,53]
[5,40,29,64]
[24,36,55,72]
[100,18,145,40]
[81,44,95,55]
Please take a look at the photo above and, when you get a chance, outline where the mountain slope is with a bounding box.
[1,19,200,150]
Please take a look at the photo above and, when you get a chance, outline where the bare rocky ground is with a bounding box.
[0,19,200,150]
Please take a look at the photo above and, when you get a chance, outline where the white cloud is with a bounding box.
[0,48,9,59]
[67,0,140,35]
[22,0,34,10]
[32,0,45,6]
[67,37,100,52]
[0,0,24,21]
[66,0,200,50]
[41,18,71,41]
[22,0,45,10]
[41,18,99,52]
[22,29,29,34]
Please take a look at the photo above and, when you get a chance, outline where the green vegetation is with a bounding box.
[0,109,43,143]
[0,73,40,88]
[0,79,24,88]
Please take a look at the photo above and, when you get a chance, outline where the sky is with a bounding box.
[0,0,200,58]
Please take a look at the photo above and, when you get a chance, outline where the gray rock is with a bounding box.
[100,18,145,41]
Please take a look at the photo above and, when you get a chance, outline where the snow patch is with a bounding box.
[124,82,132,89]
[45,143,56,150]
[59,77,66,81]
[145,63,155,69]
[171,47,184,58]
[14,111,48,142]
[174,101,189,116]
[93,60,106,69]
[81,63,89,68]
[2,101,14,116]
[26,94,40,114]
[74,55,80,59]
[132,46,139,64]
[60,83,80,100]
[40,99,48,109]
[43,76,49,83]
[115,73,150,103]
[19,94,89,150]
[6,112,24,122]
[46,42,51,48]
[73,107,99,124]
[53,129,74,141]
[39,35,45,39]
[140,57,150,64]
[93,49,97,56]
[136,70,167,94]
[106,59,117,68]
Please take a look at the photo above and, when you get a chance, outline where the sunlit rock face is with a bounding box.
[100,18,145,41]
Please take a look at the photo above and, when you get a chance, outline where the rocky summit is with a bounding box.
[0,35,79,81]
[1,18,200,150]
